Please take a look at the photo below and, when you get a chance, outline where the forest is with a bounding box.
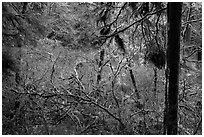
[2,2,202,135]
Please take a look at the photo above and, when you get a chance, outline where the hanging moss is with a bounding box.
[145,45,166,69]
[115,34,126,55]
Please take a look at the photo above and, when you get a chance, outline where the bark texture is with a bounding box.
[166,2,182,135]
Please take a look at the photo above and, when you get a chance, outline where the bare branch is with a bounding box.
[101,7,167,39]
[182,19,202,25]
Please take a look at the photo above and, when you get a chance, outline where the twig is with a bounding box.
[79,116,98,134]
[101,7,167,39]
[50,51,61,83]
[182,18,202,25]
[193,117,202,135]
[110,3,127,26]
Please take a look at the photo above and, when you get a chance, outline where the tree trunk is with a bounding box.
[129,67,140,99]
[96,49,105,84]
[165,2,182,135]
[153,67,157,101]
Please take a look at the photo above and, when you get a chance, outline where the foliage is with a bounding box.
[2,2,202,135]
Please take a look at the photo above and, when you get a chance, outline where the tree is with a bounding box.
[164,2,182,135]
[2,2,201,135]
